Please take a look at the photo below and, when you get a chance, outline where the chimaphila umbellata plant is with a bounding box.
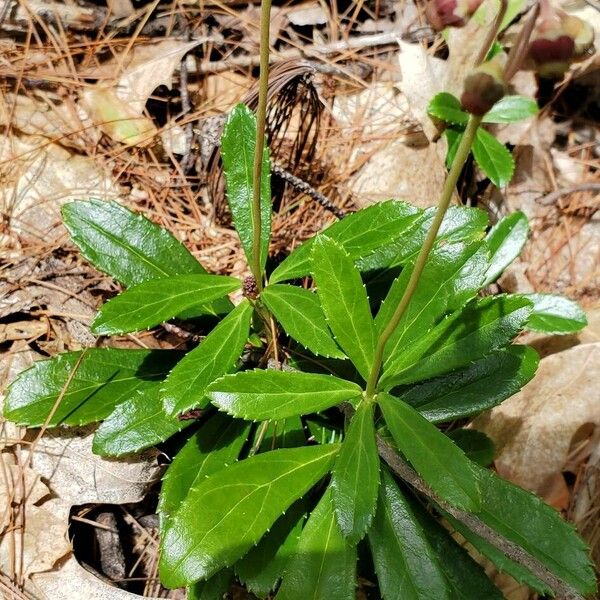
[4,0,597,598]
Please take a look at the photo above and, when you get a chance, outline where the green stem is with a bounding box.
[365,114,483,398]
[250,0,272,291]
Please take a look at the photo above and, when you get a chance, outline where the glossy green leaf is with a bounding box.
[446,429,495,466]
[483,211,529,285]
[261,284,345,358]
[158,414,250,521]
[446,515,551,595]
[381,295,532,389]
[472,127,515,188]
[358,206,488,274]
[91,275,240,335]
[92,387,189,456]
[523,293,587,334]
[411,498,504,600]
[159,444,339,587]
[379,393,481,511]
[257,417,306,453]
[482,95,538,123]
[445,465,597,596]
[270,200,420,283]
[235,500,305,597]
[331,401,379,542]
[62,200,207,287]
[187,570,234,600]
[207,370,362,420]
[276,488,356,600]
[161,301,253,416]
[399,345,539,423]
[368,470,451,600]
[312,236,376,380]
[428,92,469,125]
[444,128,464,169]
[221,104,271,272]
[4,349,178,426]
[376,241,487,360]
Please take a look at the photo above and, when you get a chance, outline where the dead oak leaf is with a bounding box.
[472,342,600,495]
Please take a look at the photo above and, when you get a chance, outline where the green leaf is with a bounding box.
[399,345,539,423]
[159,444,339,587]
[411,497,505,600]
[270,200,420,283]
[187,570,234,600]
[161,301,253,416]
[261,285,345,359]
[257,417,306,452]
[368,470,451,600]
[235,500,306,597]
[376,241,487,360]
[207,370,362,420]
[446,515,551,595]
[482,95,538,123]
[378,393,481,511]
[459,466,596,596]
[523,293,587,334]
[483,211,529,286]
[444,128,464,169]
[472,127,515,188]
[331,402,379,543]
[276,488,356,600]
[446,429,495,466]
[358,206,488,274]
[381,295,532,389]
[158,414,250,521]
[92,387,189,456]
[312,236,376,380]
[428,92,469,125]
[4,348,178,426]
[221,104,271,272]
[62,200,207,287]
[91,275,240,335]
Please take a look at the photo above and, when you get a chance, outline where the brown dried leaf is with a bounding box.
[0,135,119,242]
[472,342,600,495]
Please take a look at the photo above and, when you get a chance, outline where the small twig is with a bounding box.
[537,183,600,206]
[196,30,407,74]
[376,437,586,600]
[272,164,346,219]
[178,52,195,173]
[178,20,195,174]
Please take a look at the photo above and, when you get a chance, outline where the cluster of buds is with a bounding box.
[528,10,594,77]
[460,56,506,115]
[425,0,484,31]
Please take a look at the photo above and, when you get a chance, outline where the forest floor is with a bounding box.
[0,0,599,598]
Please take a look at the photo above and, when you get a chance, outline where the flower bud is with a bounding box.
[562,15,595,58]
[425,0,483,30]
[528,12,595,77]
[460,59,506,116]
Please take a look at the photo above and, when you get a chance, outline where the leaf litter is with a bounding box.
[0,0,599,597]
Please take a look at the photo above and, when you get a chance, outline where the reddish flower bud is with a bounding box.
[425,0,484,30]
[460,59,506,116]
[528,11,595,77]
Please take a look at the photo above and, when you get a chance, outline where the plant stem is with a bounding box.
[250,0,272,291]
[365,114,483,398]
[473,0,508,66]
[376,437,585,600]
